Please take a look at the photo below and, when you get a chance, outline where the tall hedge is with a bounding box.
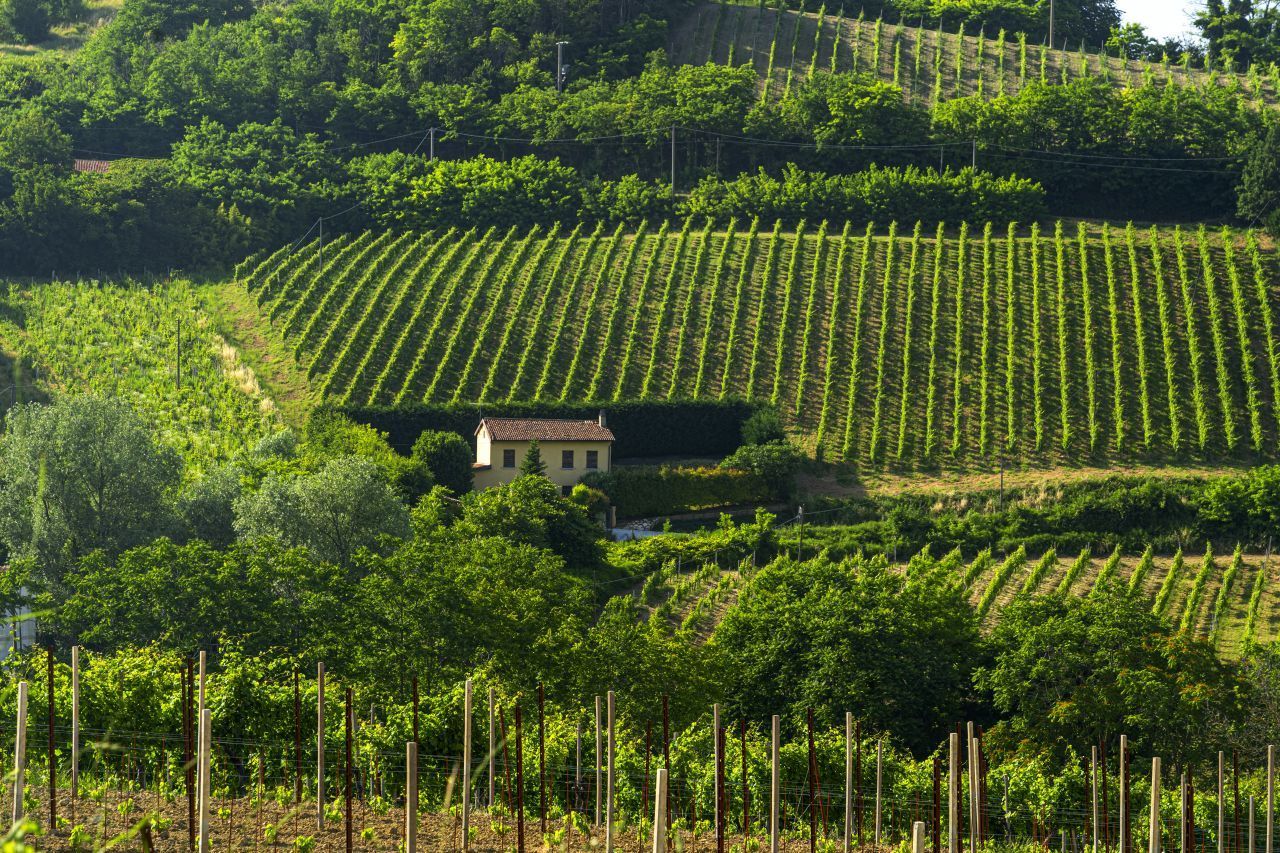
[325,399,770,459]
[582,466,771,517]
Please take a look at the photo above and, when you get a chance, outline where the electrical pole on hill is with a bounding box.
[556,41,569,92]
[1048,0,1055,51]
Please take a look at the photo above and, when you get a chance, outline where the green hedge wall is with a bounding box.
[325,400,769,459]
[582,466,771,517]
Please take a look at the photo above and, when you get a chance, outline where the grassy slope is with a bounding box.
[668,1,1280,108]
[233,223,1280,471]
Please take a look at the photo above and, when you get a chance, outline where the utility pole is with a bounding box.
[670,125,677,194]
[429,127,435,162]
[556,41,569,92]
[1048,0,1055,52]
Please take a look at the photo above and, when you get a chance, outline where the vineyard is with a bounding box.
[647,542,1280,657]
[0,280,279,466]
[238,222,1280,470]
[669,1,1280,107]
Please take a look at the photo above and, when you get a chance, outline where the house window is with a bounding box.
[561,449,575,469]
[503,448,516,468]
[586,450,599,469]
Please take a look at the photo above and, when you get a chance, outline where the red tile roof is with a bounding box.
[73,159,112,173]
[478,417,614,442]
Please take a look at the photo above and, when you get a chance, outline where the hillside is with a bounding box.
[654,543,1280,656]
[237,220,1280,470]
[669,1,1280,108]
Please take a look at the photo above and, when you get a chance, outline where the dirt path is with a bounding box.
[198,281,319,428]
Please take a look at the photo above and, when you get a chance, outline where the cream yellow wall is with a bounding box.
[473,439,612,491]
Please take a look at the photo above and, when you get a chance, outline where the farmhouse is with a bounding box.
[472,414,615,493]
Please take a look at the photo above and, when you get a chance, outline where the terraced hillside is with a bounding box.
[239,221,1280,470]
[669,1,1280,108]
[662,545,1280,656]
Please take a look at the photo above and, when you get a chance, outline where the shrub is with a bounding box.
[741,407,786,446]
[583,466,770,517]
[719,441,805,500]
[410,430,473,496]
[684,164,1045,223]
[582,175,675,224]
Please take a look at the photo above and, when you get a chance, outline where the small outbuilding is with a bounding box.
[472,413,615,494]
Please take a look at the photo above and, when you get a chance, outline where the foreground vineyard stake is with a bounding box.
[807,709,818,853]
[71,646,79,801]
[914,821,926,853]
[1269,745,1276,853]
[197,708,210,853]
[317,662,325,829]
[537,682,545,835]
[969,735,979,853]
[607,691,616,853]
[741,720,749,841]
[714,703,721,831]
[663,696,672,834]
[1092,746,1099,853]
[595,696,602,826]
[344,688,352,853]
[771,715,780,853]
[949,732,960,853]
[654,768,669,853]
[1221,752,1226,853]
[1253,798,1258,853]
[716,726,725,853]
[1120,735,1129,853]
[46,647,54,832]
[844,713,853,853]
[489,688,496,809]
[406,741,417,853]
[1149,758,1161,853]
[11,681,25,824]
[293,672,301,803]
[464,679,473,851]
[185,659,194,851]
[516,705,526,853]
[876,739,883,844]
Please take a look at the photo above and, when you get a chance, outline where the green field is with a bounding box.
[238,220,1280,470]
[669,1,1280,107]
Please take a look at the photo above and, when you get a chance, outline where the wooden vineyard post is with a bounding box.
[1221,751,1227,853]
[845,713,853,853]
[537,682,546,835]
[607,690,616,853]
[516,705,526,853]
[317,661,325,829]
[857,720,864,846]
[1180,774,1187,853]
[12,681,26,825]
[742,719,750,842]
[934,755,942,853]
[876,738,884,845]
[1268,745,1275,853]
[663,695,672,833]
[186,659,195,851]
[1150,758,1162,853]
[771,715,780,853]
[46,646,55,833]
[489,688,496,810]
[716,726,725,853]
[1253,797,1258,853]
[405,741,418,853]
[714,703,721,832]
[344,688,353,853]
[1093,746,1100,853]
[463,678,473,851]
[807,709,818,853]
[293,671,301,805]
[1120,735,1129,853]
[198,650,206,778]
[197,708,211,853]
[969,734,979,853]
[595,695,602,826]
[71,646,79,802]
[915,821,927,853]
[1237,752,1243,853]
[950,732,960,853]
[654,768,669,853]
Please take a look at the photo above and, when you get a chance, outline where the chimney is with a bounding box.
[598,409,606,428]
